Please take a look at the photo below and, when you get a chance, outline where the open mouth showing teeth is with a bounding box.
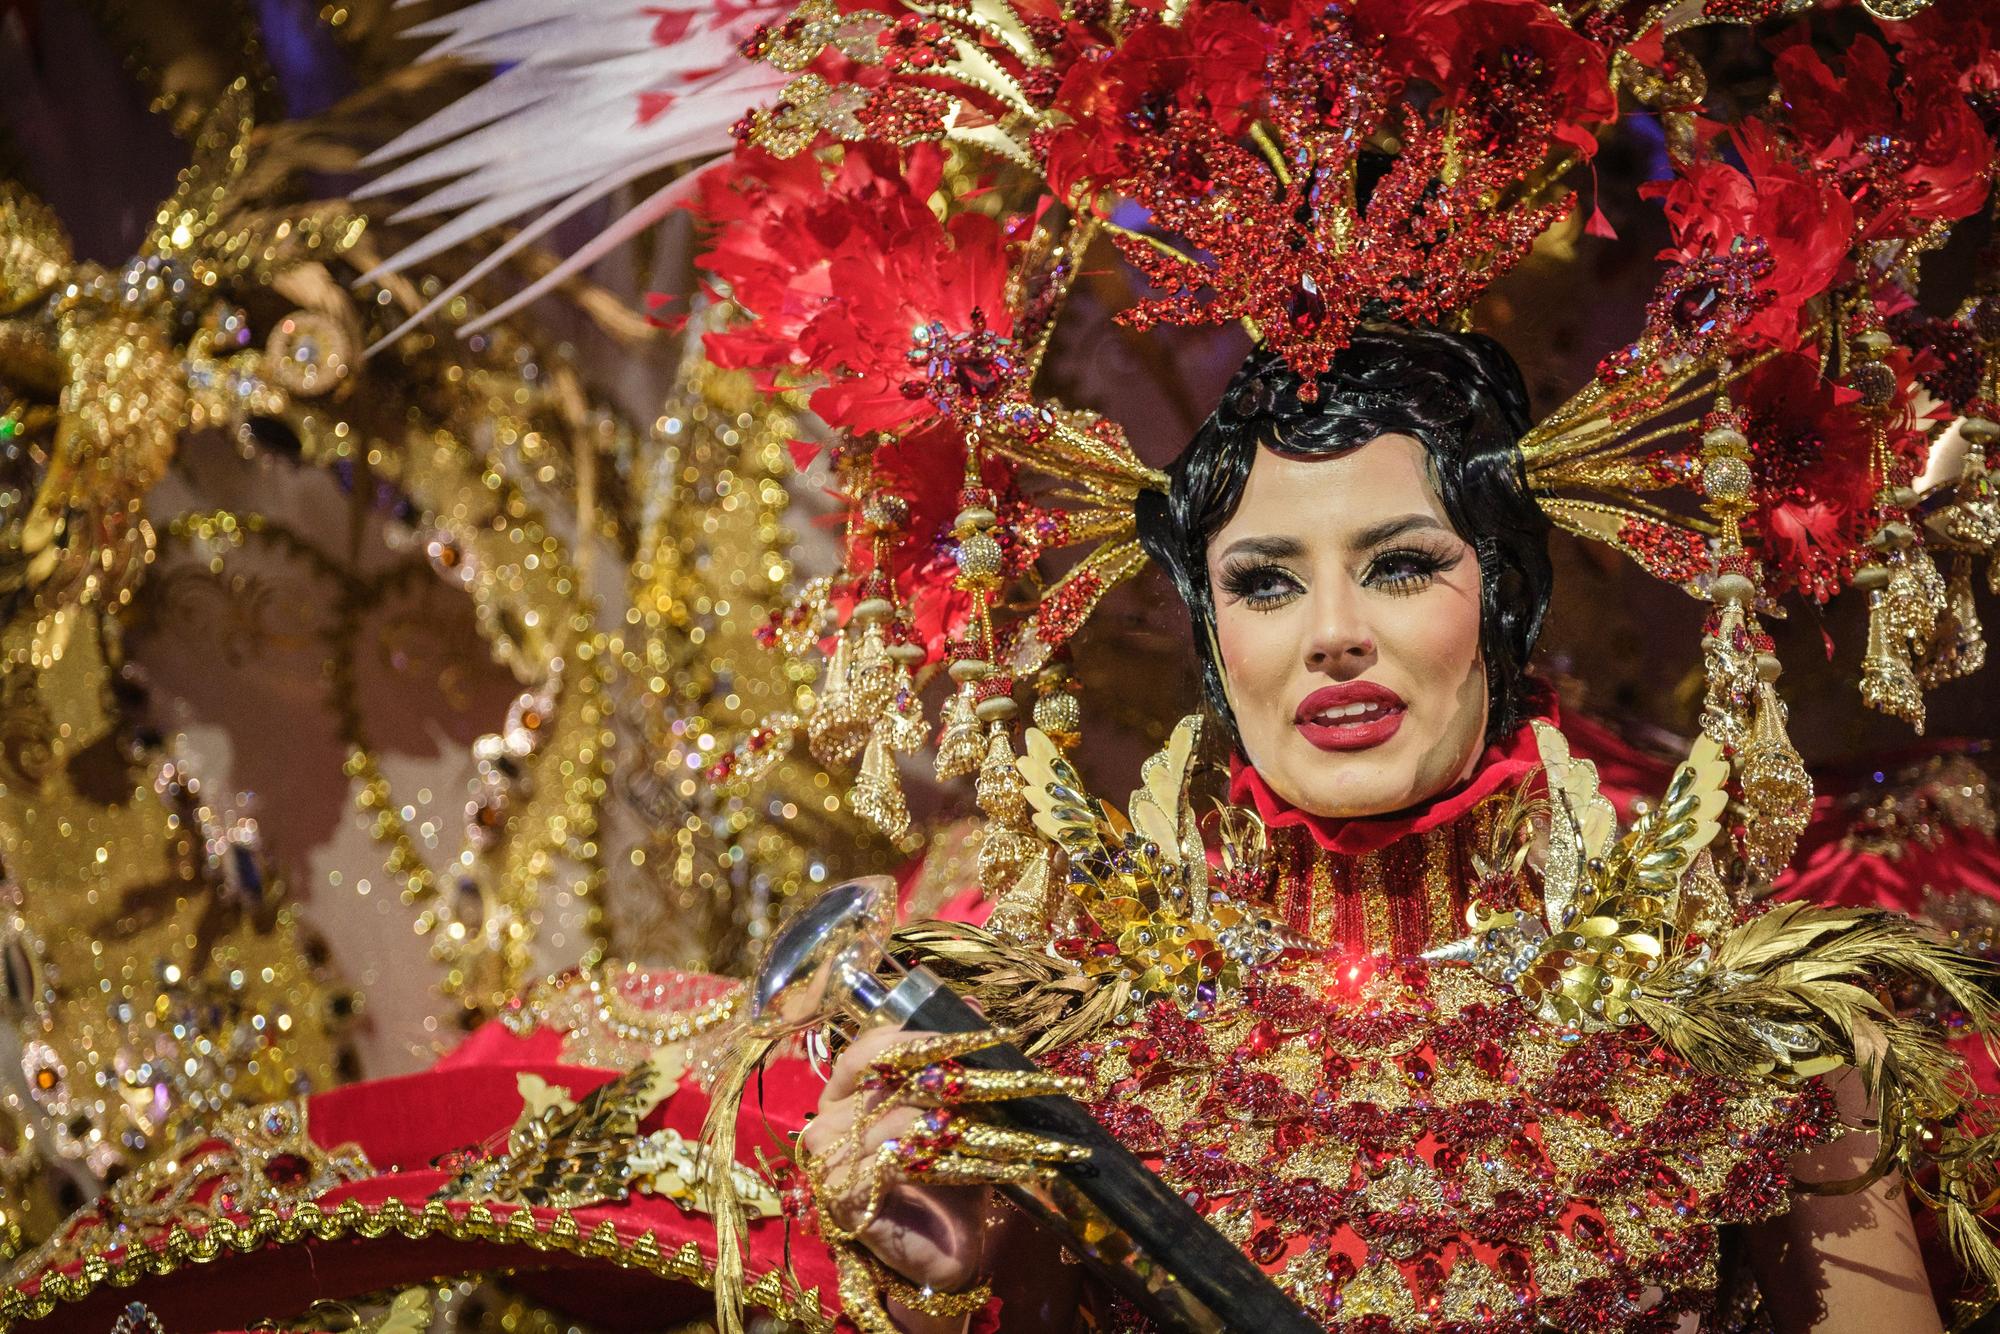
[1308,703,1400,724]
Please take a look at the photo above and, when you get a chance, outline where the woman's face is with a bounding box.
[1207,436,1489,819]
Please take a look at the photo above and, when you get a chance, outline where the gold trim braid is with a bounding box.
[0,1196,832,1333]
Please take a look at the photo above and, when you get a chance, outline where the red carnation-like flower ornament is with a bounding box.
[699,142,1022,437]
[1645,123,1858,353]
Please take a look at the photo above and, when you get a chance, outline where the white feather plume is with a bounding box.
[356,0,791,350]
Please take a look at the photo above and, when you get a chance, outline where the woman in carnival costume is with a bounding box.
[799,323,1977,1334]
[9,0,2000,1332]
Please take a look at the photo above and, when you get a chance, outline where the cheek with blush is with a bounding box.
[1211,603,1295,755]
[1378,570,1489,792]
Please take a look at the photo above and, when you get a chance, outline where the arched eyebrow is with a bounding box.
[1214,535,1305,564]
[1350,514,1451,551]
[1215,516,1451,566]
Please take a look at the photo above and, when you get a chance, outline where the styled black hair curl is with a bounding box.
[1135,323,1552,749]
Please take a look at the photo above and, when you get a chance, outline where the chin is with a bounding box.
[1300,786,1415,820]
[1282,748,1420,820]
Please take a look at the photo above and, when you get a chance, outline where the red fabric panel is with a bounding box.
[434,1018,563,1071]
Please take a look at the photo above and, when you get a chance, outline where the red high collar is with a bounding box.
[1227,693,1555,858]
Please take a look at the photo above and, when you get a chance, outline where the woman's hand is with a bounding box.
[797,1023,1090,1331]
[798,1026,998,1307]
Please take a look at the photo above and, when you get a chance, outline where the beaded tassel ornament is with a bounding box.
[1853,317,1950,734]
[844,485,927,838]
[1924,250,2000,678]
[945,441,1043,895]
[1691,386,1811,885]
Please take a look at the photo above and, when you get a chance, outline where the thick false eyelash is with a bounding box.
[1218,561,1302,607]
[1363,544,1462,592]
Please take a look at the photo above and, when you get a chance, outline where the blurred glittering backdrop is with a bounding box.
[0,0,1990,1262]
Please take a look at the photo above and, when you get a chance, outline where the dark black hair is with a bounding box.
[1134,323,1552,748]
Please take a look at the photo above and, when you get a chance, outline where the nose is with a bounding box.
[1303,580,1374,675]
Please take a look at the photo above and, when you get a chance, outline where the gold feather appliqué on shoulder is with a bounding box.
[1433,721,2000,1303]
[1014,715,1299,1007]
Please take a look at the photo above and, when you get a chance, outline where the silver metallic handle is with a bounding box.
[875,966,944,1027]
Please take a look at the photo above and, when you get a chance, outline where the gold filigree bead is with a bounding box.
[1700,453,1751,504]
[1031,689,1081,745]
[860,493,909,531]
[1847,360,1897,410]
[955,532,1003,583]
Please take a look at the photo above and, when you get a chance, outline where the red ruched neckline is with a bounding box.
[1227,697,1555,857]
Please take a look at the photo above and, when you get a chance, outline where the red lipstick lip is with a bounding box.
[1293,681,1408,752]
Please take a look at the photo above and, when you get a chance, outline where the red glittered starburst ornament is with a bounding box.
[1040,0,1616,393]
